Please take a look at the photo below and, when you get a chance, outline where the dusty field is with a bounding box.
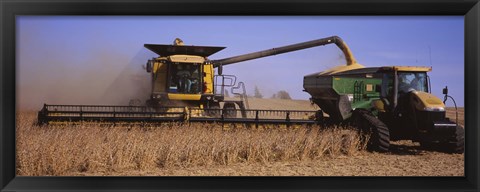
[87,147,463,176]
[16,98,464,176]
[68,139,463,176]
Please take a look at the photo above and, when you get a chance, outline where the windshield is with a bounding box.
[398,72,428,93]
[169,63,202,94]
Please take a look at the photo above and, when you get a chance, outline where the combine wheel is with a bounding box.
[207,102,221,117]
[354,110,390,152]
[223,102,237,118]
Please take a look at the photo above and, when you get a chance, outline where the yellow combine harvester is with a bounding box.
[39,36,353,127]
[143,38,248,118]
[38,36,463,153]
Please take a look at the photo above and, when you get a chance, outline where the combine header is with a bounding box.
[38,36,464,153]
[38,104,319,127]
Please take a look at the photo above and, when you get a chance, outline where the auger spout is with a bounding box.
[209,36,357,67]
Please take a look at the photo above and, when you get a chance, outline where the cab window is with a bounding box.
[398,72,427,93]
[168,63,202,94]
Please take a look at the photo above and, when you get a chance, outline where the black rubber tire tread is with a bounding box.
[355,110,390,152]
[421,125,464,154]
[223,102,237,118]
[419,140,434,150]
[207,102,221,117]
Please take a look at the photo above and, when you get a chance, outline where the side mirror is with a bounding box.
[146,59,153,73]
[442,86,448,95]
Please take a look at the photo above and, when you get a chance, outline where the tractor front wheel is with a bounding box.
[421,125,464,154]
[449,125,465,153]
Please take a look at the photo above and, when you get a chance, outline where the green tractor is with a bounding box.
[304,65,464,153]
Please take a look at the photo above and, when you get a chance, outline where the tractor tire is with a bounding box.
[420,125,464,154]
[445,125,465,154]
[223,102,237,118]
[354,110,390,152]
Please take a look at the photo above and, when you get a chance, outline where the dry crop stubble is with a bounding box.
[16,111,366,176]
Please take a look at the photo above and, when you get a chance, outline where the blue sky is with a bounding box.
[17,16,464,109]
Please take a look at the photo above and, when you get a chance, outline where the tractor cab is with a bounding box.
[397,72,428,93]
[377,66,433,112]
[376,66,453,140]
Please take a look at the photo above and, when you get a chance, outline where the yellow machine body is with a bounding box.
[150,55,214,102]
[410,91,446,111]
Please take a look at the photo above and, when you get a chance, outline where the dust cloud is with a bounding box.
[17,46,155,111]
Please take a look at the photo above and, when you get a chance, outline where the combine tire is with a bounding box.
[207,102,221,117]
[223,102,237,118]
[354,110,390,152]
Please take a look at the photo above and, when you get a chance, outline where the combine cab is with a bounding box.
[38,36,464,153]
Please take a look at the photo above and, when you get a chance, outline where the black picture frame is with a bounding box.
[1,0,479,191]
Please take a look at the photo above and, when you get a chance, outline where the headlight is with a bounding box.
[423,106,445,112]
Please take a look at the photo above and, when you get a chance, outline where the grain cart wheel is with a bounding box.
[354,110,390,152]
[223,102,237,118]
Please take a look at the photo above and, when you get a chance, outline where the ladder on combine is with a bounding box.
[214,75,249,108]
[353,80,364,102]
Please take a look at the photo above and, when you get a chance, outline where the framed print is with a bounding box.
[1,0,479,191]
